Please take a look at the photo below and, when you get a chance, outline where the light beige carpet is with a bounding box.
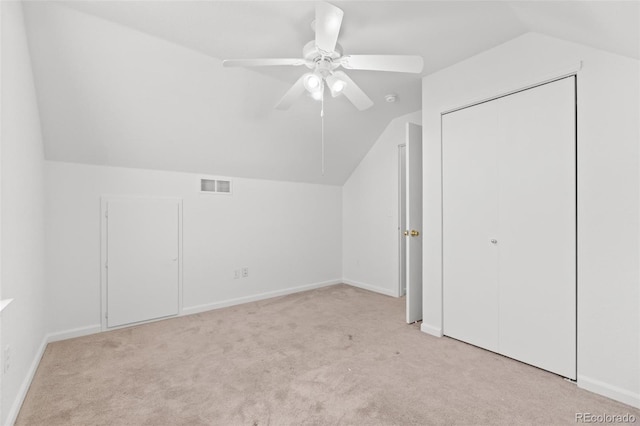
[17,284,639,425]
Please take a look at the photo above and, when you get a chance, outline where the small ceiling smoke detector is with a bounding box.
[385,94,398,103]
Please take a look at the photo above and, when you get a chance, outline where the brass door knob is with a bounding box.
[410,230,420,237]
[403,230,409,236]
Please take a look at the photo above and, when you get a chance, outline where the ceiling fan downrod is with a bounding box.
[321,81,325,176]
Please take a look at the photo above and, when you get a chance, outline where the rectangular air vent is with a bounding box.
[201,179,216,192]
[200,177,233,195]
[216,180,231,193]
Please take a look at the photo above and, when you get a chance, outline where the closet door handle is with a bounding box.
[490,239,498,244]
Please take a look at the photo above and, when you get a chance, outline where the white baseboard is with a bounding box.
[4,335,48,426]
[420,322,443,337]
[578,375,640,409]
[182,279,342,316]
[342,279,397,297]
[47,324,102,343]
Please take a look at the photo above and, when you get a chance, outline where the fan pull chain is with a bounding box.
[320,83,325,176]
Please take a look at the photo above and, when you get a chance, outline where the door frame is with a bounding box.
[100,195,184,331]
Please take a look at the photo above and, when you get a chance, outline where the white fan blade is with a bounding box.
[340,55,424,73]
[223,58,306,67]
[333,71,373,111]
[275,74,307,110]
[315,2,344,53]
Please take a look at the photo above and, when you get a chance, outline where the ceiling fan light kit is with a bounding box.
[304,73,322,92]
[325,74,346,96]
[222,1,424,111]
[310,84,324,101]
[222,1,424,175]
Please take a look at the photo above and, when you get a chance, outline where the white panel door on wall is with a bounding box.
[105,198,181,328]
[442,77,576,379]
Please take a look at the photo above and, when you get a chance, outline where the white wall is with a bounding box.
[342,111,421,297]
[45,161,342,336]
[422,32,640,407]
[1,2,48,424]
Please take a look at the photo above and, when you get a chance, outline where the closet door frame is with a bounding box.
[440,75,578,379]
[100,195,184,331]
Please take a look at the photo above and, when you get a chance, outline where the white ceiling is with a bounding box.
[22,1,639,185]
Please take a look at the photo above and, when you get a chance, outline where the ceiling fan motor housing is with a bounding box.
[316,58,335,78]
[303,40,343,72]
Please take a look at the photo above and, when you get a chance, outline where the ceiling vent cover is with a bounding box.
[200,178,232,195]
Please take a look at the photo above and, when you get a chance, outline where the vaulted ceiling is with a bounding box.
[22,1,639,185]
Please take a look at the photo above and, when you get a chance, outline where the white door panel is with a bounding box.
[443,100,500,352]
[398,144,407,297]
[107,198,180,328]
[406,123,423,323]
[497,77,576,379]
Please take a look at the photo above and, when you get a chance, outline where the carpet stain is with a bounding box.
[357,401,379,418]
[102,339,120,349]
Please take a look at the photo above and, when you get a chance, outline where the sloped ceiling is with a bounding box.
[22,1,639,185]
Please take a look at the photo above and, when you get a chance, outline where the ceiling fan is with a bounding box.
[222,2,424,111]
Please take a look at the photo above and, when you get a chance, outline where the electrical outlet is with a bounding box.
[3,346,10,374]
[234,269,240,279]
[242,267,249,278]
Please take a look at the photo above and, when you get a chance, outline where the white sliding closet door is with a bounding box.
[442,100,500,352]
[497,78,576,378]
[443,77,576,379]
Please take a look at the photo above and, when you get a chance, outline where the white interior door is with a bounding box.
[442,100,500,352]
[106,198,180,328]
[497,77,576,379]
[398,144,407,297]
[406,123,423,323]
[442,77,576,379]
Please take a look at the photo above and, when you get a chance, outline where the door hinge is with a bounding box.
[105,210,108,218]
[105,313,108,319]
[105,262,108,269]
